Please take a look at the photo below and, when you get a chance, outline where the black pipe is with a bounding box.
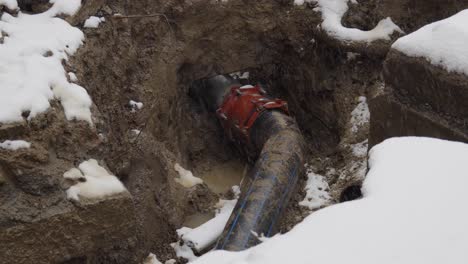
[190,75,305,251]
[190,75,240,112]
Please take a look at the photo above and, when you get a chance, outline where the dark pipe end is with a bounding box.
[189,75,240,112]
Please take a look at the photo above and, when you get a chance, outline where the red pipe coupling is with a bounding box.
[216,85,289,143]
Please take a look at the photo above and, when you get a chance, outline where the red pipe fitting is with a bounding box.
[216,85,289,143]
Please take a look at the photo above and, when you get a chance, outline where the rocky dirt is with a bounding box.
[2,0,468,263]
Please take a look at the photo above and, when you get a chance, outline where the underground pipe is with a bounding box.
[190,75,305,251]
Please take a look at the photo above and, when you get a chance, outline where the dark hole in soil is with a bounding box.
[340,185,363,202]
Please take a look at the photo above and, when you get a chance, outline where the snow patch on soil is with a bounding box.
[0,3,92,123]
[143,253,163,264]
[393,10,468,76]
[295,0,402,42]
[350,96,369,133]
[84,16,105,28]
[299,166,330,210]
[351,139,368,158]
[65,159,126,201]
[174,163,203,188]
[194,137,468,264]
[0,140,30,150]
[129,100,144,111]
[171,243,197,262]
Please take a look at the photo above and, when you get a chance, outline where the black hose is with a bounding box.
[190,75,305,251]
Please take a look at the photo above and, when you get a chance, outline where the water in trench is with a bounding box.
[183,211,216,228]
[183,160,247,228]
[199,160,247,195]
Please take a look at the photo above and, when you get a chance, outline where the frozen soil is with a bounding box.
[2,0,468,263]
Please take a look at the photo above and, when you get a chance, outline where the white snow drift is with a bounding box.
[193,137,468,264]
[393,10,468,76]
[0,0,92,123]
[65,159,126,201]
[295,0,402,42]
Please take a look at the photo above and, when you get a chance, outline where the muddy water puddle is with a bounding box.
[199,160,247,194]
[183,212,216,228]
[183,160,246,228]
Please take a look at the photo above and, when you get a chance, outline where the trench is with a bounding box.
[167,58,364,255]
[134,37,376,261]
[66,1,382,261]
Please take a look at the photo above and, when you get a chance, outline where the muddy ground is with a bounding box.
[2,0,468,263]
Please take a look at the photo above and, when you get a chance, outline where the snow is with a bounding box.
[346,51,359,61]
[0,0,18,10]
[193,137,468,264]
[143,253,176,264]
[351,139,368,158]
[0,6,92,123]
[46,0,82,17]
[174,163,203,188]
[83,16,105,28]
[350,96,369,133]
[129,100,143,111]
[299,166,330,210]
[143,253,162,264]
[63,168,84,180]
[171,242,198,262]
[177,198,237,251]
[0,140,30,150]
[173,186,240,259]
[131,129,141,135]
[65,159,126,201]
[392,10,468,76]
[68,72,78,82]
[230,71,250,79]
[294,0,402,42]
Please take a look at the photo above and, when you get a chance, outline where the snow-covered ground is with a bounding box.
[393,10,468,76]
[294,0,402,42]
[193,137,468,264]
[0,0,92,123]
